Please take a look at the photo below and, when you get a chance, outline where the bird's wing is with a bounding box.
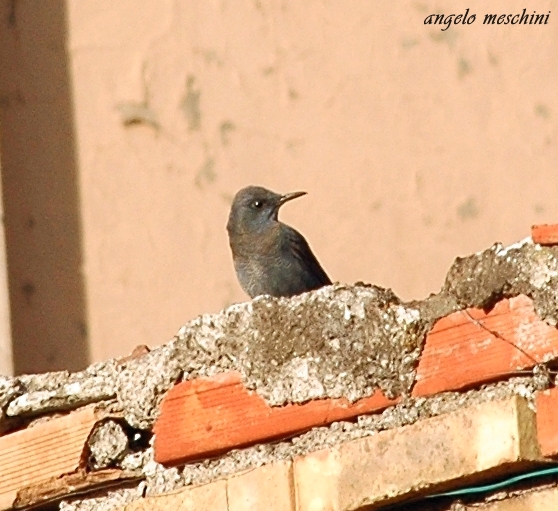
[281,225,332,286]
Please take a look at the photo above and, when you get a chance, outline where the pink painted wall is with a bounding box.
[1,0,557,371]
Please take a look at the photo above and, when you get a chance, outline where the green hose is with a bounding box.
[426,465,558,498]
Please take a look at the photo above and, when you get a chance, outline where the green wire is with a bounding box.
[427,465,558,498]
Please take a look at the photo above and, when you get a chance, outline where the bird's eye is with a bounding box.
[252,200,263,209]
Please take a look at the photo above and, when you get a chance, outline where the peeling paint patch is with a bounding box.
[220,192,234,205]
[198,49,223,66]
[535,103,551,119]
[401,38,419,49]
[457,197,479,220]
[116,102,159,129]
[458,57,472,78]
[220,121,235,145]
[181,75,201,131]
[195,157,216,188]
[488,51,499,66]
[429,30,458,48]
[534,204,546,214]
[285,138,304,150]
[288,88,299,100]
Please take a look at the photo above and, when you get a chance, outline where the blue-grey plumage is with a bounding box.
[227,186,331,298]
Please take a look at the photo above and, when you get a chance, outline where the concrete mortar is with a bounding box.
[60,485,146,511]
[6,360,119,419]
[438,240,558,325]
[88,419,131,469]
[2,238,558,429]
[0,375,25,432]
[116,345,183,429]
[172,283,423,404]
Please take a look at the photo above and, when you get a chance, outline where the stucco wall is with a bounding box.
[0,0,557,371]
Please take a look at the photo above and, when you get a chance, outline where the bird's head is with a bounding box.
[227,186,306,235]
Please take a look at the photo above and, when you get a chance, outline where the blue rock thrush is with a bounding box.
[227,186,331,298]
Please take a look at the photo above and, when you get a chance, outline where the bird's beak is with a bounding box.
[278,191,307,206]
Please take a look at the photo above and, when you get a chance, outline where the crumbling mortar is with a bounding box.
[2,238,558,433]
[87,419,132,470]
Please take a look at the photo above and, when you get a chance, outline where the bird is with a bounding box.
[227,186,331,298]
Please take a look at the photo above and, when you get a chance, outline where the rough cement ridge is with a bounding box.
[1,237,558,433]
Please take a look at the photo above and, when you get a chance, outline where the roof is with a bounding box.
[1,224,558,511]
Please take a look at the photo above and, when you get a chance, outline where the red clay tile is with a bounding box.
[532,224,558,245]
[537,387,558,458]
[0,407,101,510]
[153,371,397,465]
[413,295,558,397]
